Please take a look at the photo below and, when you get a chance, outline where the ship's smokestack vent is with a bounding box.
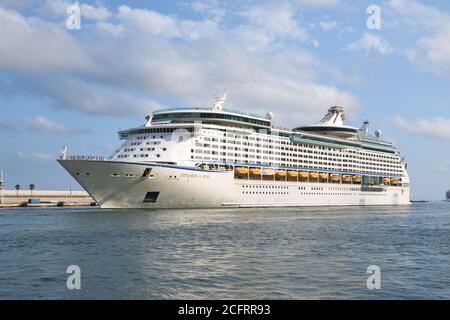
[361,120,369,133]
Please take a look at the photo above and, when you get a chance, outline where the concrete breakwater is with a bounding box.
[0,190,94,207]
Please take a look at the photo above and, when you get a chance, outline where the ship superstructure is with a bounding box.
[58,92,410,208]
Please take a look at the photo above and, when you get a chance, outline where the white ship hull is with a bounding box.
[58,160,411,209]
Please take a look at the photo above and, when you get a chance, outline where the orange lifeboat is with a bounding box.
[330,174,341,181]
[249,168,262,175]
[287,170,298,178]
[309,172,319,179]
[319,173,329,180]
[234,167,249,175]
[299,171,309,179]
[275,170,287,177]
[342,175,352,182]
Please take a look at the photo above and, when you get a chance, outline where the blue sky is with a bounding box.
[1,0,450,200]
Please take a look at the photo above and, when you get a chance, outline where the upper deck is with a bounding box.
[118,92,397,155]
[150,107,271,129]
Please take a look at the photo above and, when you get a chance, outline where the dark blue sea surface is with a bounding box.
[0,202,449,299]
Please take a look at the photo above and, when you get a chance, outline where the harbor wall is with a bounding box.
[0,190,94,207]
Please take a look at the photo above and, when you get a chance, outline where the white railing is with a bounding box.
[60,155,106,161]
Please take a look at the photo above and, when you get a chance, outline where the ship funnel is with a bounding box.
[361,120,369,133]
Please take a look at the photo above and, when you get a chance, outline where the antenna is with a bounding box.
[318,106,345,126]
[211,90,229,111]
[60,145,68,160]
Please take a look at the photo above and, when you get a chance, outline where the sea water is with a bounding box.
[0,202,449,299]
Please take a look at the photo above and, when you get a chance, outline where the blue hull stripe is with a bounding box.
[59,159,404,178]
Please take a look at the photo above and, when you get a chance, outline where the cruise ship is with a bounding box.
[58,92,411,208]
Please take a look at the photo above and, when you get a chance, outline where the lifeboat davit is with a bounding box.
[262,168,275,176]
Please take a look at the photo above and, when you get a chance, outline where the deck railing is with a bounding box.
[60,155,106,161]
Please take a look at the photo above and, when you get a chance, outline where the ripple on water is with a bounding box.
[0,202,449,299]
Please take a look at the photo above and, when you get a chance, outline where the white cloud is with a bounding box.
[117,5,181,38]
[18,151,54,161]
[346,32,393,55]
[295,0,340,7]
[24,115,92,135]
[435,160,450,173]
[25,116,73,134]
[0,3,359,124]
[0,6,94,72]
[190,0,225,22]
[239,3,311,46]
[393,116,450,141]
[19,75,164,116]
[81,4,111,21]
[406,26,450,79]
[192,0,214,12]
[0,121,12,131]
[95,21,124,36]
[115,5,220,40]
[38,0,70,16]
[386,0,450,78]
[36,1,111,21]
[386,0,448,30]
[0,0,35,10]
[319,20,337,31]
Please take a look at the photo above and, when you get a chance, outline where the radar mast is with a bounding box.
[211,90,228,111]
[318,106,345,126]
